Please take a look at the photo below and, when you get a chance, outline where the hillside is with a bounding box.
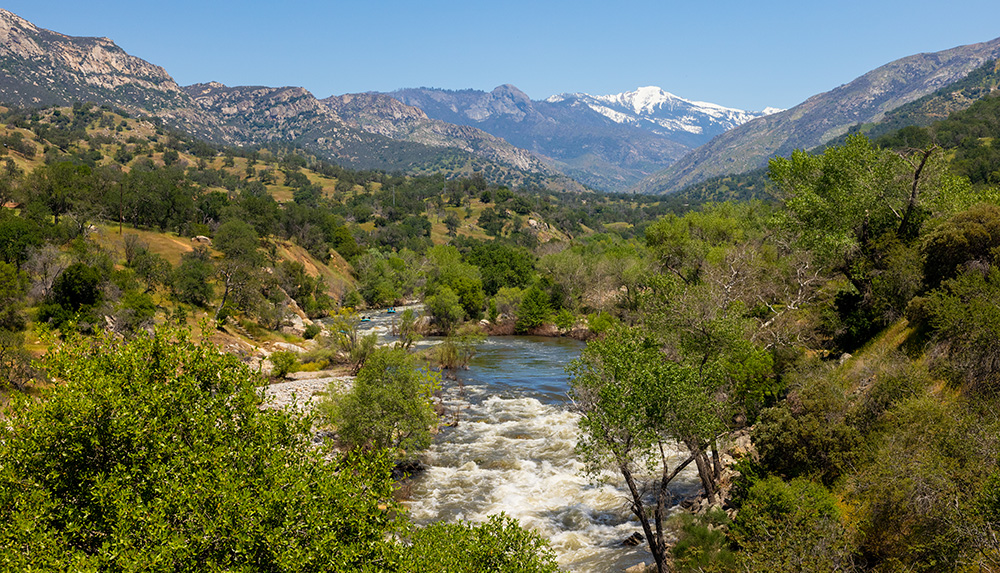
[636,36,1000,194]
[0,9,577,190]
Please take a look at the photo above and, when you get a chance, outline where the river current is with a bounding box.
[404,336,701,572]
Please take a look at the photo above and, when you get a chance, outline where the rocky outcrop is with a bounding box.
[0,8,191,112]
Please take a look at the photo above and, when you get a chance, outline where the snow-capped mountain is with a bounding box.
[547,86,780,146]
[389,84,776,191]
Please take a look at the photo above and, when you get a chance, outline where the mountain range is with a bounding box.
[387,85,776,190]
[0,7,998,196]
[637,37,1000,194]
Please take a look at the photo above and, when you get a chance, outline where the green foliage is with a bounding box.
[515,286,551,333]
[399,514,559,573]
[0,328,35,390]
[214,219,261,263]
[425,285,465,334]
[730,477,854,572]
[920,265,1000,393]
[355,249,415,308]
[465,241,535,296]
[670,509,736,572]
[320,346,439,454]
[0,328,405,571]
[849,395,997,571]
[433,325,484,370]
[554,308,575,330]
[753,373,861,486]
[37,261,103,331]
[111,291,156,335]
[424,245,484,320]
[0,261,27,331]
[921,202,1000,290]
[171,246,214,307]
[303,322,322,339]
[569,324,726,571]
[324,310,379,373]
[270,350,298,379]
[585,311,615,334]
[393,308,420,350]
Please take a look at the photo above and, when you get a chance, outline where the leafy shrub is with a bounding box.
[270,350,298,379]
[586,310,615,334]
[731,477,855,572]
[515,286,551,333]
[554,308,575,330]
[304,322,322,339]
[319,346,440,453]
[399,513,559,573]
[671,509,736,572]
[753,374,860,486]
[0,328,404,571]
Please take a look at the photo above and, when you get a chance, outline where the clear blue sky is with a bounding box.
[6,1,1000,111]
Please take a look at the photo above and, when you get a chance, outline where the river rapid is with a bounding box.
[405,336,701,572]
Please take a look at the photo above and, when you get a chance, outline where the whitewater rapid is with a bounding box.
[405,337,700,572]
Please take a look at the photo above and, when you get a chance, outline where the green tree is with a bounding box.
[444,212,460,237]
[425,285,465,334]
[0,261,27,331]
[569,325,703,573]
[769,135,947,346]
[320,346,439,454]
[213,219,265,320]
[515,285,551,333]
[465,241,535,296]
[37,262,103,331]
[0,328,404,571]
[172,246,214,307]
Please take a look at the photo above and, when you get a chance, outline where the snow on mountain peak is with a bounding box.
[545,86,777,142]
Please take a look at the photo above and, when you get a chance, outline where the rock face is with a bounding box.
[0,9,569,189]
[0,8,191,112]
[636,36,1000,194]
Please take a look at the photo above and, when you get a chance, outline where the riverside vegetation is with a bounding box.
[2,97,1000,571]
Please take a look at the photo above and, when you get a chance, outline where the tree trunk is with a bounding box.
[711,439,723,481]
[621,464,666,573]
[688,440,717,505]
[215,273,232,321]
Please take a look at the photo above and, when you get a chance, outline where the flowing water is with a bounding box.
[405,336,701,572]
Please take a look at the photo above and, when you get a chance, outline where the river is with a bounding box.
[404,335,702,572]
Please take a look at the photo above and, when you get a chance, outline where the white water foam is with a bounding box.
[407,389,700,572]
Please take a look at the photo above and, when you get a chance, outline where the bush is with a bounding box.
[304,322,322,339]
[515,286,551,333]
[554,308,575,330]
[731,477,855,572]
[425,285,465,333]
[671,509,736,572]
[399,513,559,573]
[270,350,298,379]
[319,346,440,453]
[0,328,404,571]
[753,373,860,486]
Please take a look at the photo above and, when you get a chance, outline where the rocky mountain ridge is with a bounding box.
[390,84,771,191]
[0,9,565,188]
[635,36,1000,194]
